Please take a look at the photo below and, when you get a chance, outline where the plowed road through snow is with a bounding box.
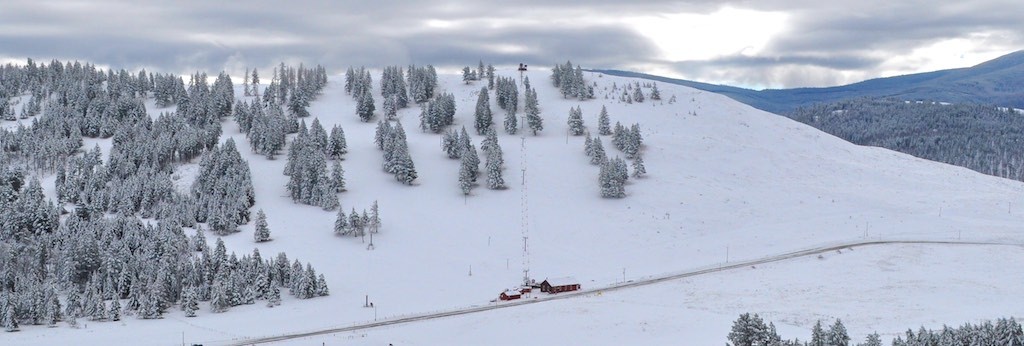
[226,239,1022,345]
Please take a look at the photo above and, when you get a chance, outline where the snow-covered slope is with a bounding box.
[9,67,1024,345]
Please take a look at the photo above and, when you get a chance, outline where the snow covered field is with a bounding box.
[5,66,1024,345]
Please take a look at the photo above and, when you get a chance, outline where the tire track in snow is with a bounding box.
[224,239,1022,345]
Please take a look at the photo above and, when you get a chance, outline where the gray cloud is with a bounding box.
[0,0,1021,88]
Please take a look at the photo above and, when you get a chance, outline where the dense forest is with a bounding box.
[0,59,329,331]
[786,98,1024,181]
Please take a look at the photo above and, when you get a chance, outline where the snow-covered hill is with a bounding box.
[8,66,1024,345]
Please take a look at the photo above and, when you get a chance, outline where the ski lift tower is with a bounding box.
[520,99,531,287]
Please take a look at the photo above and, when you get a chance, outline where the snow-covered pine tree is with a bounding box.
[474,87,493,135]
[597,105,611,135]
[254,209,271,242]
[383,95,397,120]
[568,106,585,135]
[251,68,260,97]
[861,332,882,346]
[4,305,18,332]
[827,319,850,346]
[633,83,645,103]
[631,155,646,178]
[525,89,543,135]
[486,64,495,89]
[369,201,381,233]
[357,91,375,122]
[108,298,121,321]
[442,129,461,159]
[650,82,661,101]
[328,125,347,159]
[266,285,281,307]
[334,209,349,236]
[331,160,345,193]
[810,320,826,346]
[183,288,198,317]
[462,66,473,84]
[504,109,518,135]
[484,134,506,190]
[599,156,627,198]
[590,137,607,165]
[459,149,476,195]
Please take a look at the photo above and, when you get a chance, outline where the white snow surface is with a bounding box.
[6,67,1024,345]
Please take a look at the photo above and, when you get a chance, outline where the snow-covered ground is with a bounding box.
[5,66,1024,345]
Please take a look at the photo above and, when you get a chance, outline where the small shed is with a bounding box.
[499,289,522,301]
[540,277,580,294]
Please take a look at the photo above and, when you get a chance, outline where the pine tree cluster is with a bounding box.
[334,200,382,238]
[495,76,519,114]
[407,65,439,104]
[726,313,1024,346]
[419,93,456,133]
[284,119,342,210]
[375,120,418,184]
[193,139,257,235]
[551,61,594,100]
[611,122,643,159]
[598,156,628,198]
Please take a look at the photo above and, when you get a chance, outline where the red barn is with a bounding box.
[499,289,522,301]
[540,277,580,294]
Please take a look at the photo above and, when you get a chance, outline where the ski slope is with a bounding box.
[6,66,1024,345]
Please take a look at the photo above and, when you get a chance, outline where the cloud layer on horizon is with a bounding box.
[1,0,1021,88]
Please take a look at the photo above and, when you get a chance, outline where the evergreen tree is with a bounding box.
[597,105,612,136]
[859,332,882,346]
[331,161,345,193]
[459,150,476,195]
[828,319,850,346]
[474,87,493,135]
[4,305,18,332]
[590,137,607,165]
[357,91,375,122]
[525,88,543,135]
[599,156,626,198]
[266,286,281,307]
[504,109,518,135]
[250,68,260,96]
[334,209,349,236]
[486,64,495,89]
[567,106,585,136]
[727,313,767,346]
[108,299,121,321]
[253,209,271,242]
[650,82,661,101]
[328,125,348,159]
[810,320,826,346]
[632,156,646,178]
[369,201,381,233]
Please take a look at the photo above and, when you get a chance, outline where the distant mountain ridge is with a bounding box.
[592,50,1024,113]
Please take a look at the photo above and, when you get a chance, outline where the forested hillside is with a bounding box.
[785,98,1024,182]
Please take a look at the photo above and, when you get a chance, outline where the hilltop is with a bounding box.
[594,50,1024,113]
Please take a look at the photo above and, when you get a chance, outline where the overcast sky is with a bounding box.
[1,0,1022,89]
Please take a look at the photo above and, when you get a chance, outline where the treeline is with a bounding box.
[786,98,1024,181]
[726,313,1024,346]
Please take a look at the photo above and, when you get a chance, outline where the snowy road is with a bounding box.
[225,239,1022,345]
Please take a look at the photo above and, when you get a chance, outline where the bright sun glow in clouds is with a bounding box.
[625,7,789,62]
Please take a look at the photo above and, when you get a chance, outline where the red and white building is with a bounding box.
[540,277,580,294]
